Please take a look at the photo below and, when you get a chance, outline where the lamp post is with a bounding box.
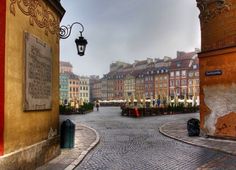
[60,22,88,56]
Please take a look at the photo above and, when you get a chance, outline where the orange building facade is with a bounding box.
[198,0,236,139]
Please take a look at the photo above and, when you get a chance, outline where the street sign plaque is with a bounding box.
[205,70,222,76]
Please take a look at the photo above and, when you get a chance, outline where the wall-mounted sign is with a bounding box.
[24,32,52,111]
[205,70,222,76]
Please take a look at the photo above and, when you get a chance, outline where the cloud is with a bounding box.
[60,0,200,77]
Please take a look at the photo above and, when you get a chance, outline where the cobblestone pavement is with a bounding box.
[37,124,98,170]
[160,121,236,156]
[64,107,236,170]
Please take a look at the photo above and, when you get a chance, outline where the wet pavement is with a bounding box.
[38,107,236,170]
[66,107,236,170]
[37,124,99,170]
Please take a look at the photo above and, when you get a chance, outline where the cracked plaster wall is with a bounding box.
[203,84,236,136]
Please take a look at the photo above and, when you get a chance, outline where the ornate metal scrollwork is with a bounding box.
[59,22,84,39]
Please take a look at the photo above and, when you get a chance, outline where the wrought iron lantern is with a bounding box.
[60,22,88,56]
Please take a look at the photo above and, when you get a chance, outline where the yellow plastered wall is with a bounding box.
[5,1,60,154]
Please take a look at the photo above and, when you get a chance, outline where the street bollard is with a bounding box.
[60,119,75,148]
[187,118,200,137]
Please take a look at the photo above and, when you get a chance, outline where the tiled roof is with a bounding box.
[60,61,72,67]
[177,51,196,60]
[170,51,197,70]
[67,72,79,79]
[135,60,148,66]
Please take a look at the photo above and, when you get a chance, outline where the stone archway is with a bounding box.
[197,0,236,139]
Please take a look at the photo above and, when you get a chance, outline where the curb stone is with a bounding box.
[64,124,100,170]
[159,122,236,156]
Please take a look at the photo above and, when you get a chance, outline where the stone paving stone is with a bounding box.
[58,107,236,170]
[37,124,97,170]
[160,120,236,156]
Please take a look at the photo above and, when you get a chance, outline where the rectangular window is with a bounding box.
[176,71,180,77]
[189,80,192,85]
[176,88,180,95]
[176,80,180,86]
[189,72,193,77]
[181,79,186,86]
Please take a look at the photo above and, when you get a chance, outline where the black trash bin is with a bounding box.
[187,118,200,136]
[61,119,75,148]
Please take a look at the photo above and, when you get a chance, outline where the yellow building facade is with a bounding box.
[0,0,65,169]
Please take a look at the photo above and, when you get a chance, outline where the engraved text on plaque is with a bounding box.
[24,32,52,111]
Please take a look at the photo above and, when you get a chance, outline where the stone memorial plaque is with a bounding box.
[24,32,52,111]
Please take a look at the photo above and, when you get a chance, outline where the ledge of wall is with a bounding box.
[0,136,60,170]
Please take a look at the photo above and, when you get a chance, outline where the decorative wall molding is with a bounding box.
[197,0,232,23]
[10,0,60,38]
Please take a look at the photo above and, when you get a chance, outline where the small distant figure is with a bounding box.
[95,100,100,111]
[156,95,161,108]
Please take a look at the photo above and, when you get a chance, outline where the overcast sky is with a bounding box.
[60,0,201,77]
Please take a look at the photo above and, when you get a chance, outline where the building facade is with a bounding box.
[188,58,199,97]
[0,0,65,169]
[135,72,145,98]
[60,73,69,104]
[113,74,124,100]
[60,61,73,73]
[169,51,197,98]
[79,76,90,102]
[68,73,80,102]
[144,69,155,99]
[154,68,169,99]
[124,74,135,98]
[107,77,114,100]
[89,75,100,102]
[90,52,200,101]
[91,79,102,101]
[101,76,108,100]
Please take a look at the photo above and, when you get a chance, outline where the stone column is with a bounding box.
[197,0,236,139]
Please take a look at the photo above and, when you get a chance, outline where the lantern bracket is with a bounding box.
[60,22,84,39]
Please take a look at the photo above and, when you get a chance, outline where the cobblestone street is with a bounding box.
[61,107,236,170]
